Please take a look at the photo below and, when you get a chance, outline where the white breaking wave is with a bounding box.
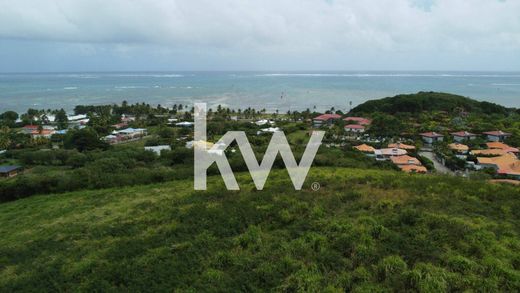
[256,73,520,78]
[63,87,78,90]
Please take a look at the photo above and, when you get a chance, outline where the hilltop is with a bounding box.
[1,167,520,291]
[350,91,512,115]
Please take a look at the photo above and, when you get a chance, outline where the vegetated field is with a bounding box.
[1,167,520,291]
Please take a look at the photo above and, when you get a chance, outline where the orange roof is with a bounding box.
[448,143,469,152]
[377,148,408,156]
[486,142,519,153]
[354,144,375,153]
[345,124,365,129]
[483,130,511,136]
[489,179,520,185]
[472,149,509,156]
[388,143,416,150]
[29,129,55,135]
[390,155,421,166]
[399,165,427,173]
[477,153,520,176]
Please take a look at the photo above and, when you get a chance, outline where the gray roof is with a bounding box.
[0,165,22,173]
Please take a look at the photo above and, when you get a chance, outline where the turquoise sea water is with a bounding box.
[0,71,519,113]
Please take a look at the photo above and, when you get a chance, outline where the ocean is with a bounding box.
[1,71,519,113]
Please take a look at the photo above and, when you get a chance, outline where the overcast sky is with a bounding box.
[0,0,519,72]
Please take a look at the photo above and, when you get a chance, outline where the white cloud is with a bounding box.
[0,0,519,70]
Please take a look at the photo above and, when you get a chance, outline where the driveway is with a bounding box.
[419,150,454,175]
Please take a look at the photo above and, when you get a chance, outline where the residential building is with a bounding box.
[483,130,512,142]
[344,124,365,133]
[343,116,372,126]
[144,145,171,155]
[388,143,416,150]
[312,113,341,128]
[486,142,519,154]
[451,131,477,142]
[477,153,520,179]
[0,165,22,178]
[420,132,444,144]
[374,148,407,161]
[448,143,469,154]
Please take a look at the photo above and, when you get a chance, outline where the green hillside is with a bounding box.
[350,91,512,115]
[1,168,520,291]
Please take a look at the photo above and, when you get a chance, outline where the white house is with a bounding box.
[451,131,477,142]
[420,132,444,144]
[483,130,512,142]
[144,145,171,155]
[344,124,365,133]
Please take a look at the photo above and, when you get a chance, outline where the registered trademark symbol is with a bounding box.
[311,182,320,191]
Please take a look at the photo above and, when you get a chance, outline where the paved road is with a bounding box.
[419,151,454,175]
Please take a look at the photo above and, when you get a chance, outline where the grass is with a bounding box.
[0,167,519,291]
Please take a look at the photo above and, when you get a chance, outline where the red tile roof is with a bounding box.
[313,114,341,121]
[483,130,511,136]
[420,132,444,138]
[390,155,422,166]
[451,131,476,137]
[344,124,365,129]
[344,116,372,125]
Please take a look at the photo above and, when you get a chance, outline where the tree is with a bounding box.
[0,126,12,149]
[55,109,68,129]
[0,111,18,127]
[64,128,108,152]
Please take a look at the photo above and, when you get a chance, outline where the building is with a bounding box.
[390,155,427,173]
[0,165,22,178]
[353,144,375,156]
[448,143,469,154]
[343,116,372,126]
[312,113,341,128]
[399,165,428,173]
[472,149,509,156]
[388,143,416,150]
[176,121,194,127]
[344,124,365,133]
[486,142,519,154]
[451,131,477,142]
[420,132,444,144]
[118,128,147,138]
[374,148,407,161]
[483,130,512,142]
[144,145,171,155]
[477,153,520,179]
[257,127,281,135]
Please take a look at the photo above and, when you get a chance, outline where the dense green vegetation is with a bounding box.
[1,167,519,291]
[351,92,513,116]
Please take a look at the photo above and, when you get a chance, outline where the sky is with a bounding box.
[0,0,519,72]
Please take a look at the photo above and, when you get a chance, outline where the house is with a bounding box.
[483,130,512,142]
[354,144,375,156]
[30,129,55,139]
[254,119,274,126]
[0,165,22,178]
[121,114,136,123]
[390,155,427,173]
[472,149,509,156]
[448,143,469,154]
[176,121,194,127]
[451,131,477,142]
[374,148,407,161]
[185,140,225,156]
[344,124,365,133]
[477,153,520,179]
[312,113,341,128]
[144,145,171,155]
[257,127,281,135]
[112,122,128,129]
[343,116,372,126]
[399,165,428,173]
[118,128,147,138]
[388,143,416,150]
[103,135,119,144]
[486,142,519,154]
[390,155,421,166]
[420,132,444,144]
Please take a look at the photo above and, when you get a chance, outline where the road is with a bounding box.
[418,151,454,175]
